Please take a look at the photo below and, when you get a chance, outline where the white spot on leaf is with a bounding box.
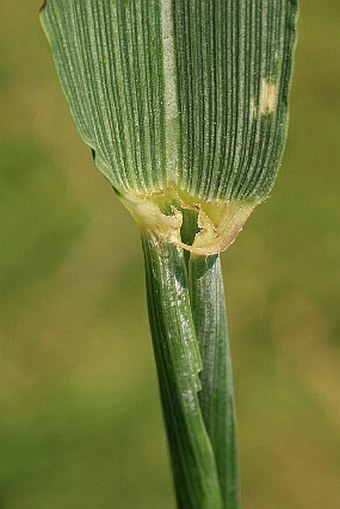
[259,79,278,115]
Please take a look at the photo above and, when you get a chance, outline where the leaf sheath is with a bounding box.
[189,254,240,508]
[142,234,223,509]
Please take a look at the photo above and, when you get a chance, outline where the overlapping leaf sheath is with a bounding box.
[41,0,297,255]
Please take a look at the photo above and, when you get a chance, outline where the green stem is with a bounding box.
[142,234,223,509]
[189,254,241,509]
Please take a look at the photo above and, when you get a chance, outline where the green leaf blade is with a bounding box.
[171,0,298,200]
[41,0,169,194]
[41,0,298,255]
[41,0,297,201]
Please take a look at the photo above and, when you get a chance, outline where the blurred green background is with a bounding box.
[1,1,339,508]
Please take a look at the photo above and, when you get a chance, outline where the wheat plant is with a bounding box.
[40,1,298,508]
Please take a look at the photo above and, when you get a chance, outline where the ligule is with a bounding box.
[120,188,261,255]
